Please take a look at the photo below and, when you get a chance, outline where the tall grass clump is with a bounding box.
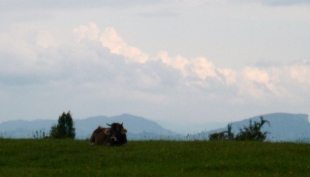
[32,129,47,139]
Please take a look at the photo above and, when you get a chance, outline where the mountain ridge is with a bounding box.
[1,113,310,142]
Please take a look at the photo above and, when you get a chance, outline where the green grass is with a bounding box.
[1,139,310,176]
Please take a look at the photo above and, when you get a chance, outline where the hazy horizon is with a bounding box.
[1,112,308,135]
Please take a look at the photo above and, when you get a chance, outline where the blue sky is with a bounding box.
[0,0,310,132]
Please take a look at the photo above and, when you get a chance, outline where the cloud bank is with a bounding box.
[2,22,309,97]
[1,22,310,123]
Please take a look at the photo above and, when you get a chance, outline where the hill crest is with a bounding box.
[190,113,310,141]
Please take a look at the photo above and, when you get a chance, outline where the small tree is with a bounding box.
[226,123,234,140]
[235,116,270,141]
[49,111,75,139]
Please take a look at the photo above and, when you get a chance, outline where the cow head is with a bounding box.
[105,123,127,145]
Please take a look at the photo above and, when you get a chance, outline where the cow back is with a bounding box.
[90,126,110,145]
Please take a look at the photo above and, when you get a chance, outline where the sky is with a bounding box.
[1,0,310,132]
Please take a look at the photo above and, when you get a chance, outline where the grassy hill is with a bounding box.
[1,139,310,176]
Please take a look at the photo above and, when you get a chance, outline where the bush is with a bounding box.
[209,117,270,141]
[235,116,270,141]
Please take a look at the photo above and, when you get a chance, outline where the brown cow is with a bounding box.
[89,126,111,146]
[89,123,127,146]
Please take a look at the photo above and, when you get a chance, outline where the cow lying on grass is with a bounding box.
[89,123,127,146]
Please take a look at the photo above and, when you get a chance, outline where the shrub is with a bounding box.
[235,116,270,141]
[209,117,270,141]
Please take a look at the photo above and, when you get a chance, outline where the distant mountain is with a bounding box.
[190,113,310,142]
[1,113,310,142]
[0,114,180,140]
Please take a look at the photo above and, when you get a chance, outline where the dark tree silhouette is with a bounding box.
[50,111,75,139]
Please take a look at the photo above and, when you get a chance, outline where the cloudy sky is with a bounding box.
[1,0,310,132]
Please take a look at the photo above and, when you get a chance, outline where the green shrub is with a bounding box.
[209,117,270,141]
[235,116,270,141]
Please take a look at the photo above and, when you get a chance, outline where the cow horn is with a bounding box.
[106,123,111,126]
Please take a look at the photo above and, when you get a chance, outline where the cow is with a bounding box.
[89,123,127,146]
[106,123,128,146]
[89,126,110,146]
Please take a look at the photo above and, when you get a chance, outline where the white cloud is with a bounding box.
[73,22,99,42]
[154,51,188,75]
[217,68,237,86]
[288,64,310,84]
[154,52,229,86]
[243,67,270,85]
[186,57,217,79]
[99,27,149,63]
[238,67,288,98]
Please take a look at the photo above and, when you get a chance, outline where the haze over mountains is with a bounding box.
[0,113,309,142]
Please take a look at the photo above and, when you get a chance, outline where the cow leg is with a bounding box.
[89,135,96,146]
[95,136,103,145]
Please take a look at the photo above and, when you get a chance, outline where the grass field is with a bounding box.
[0,139,310,177]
